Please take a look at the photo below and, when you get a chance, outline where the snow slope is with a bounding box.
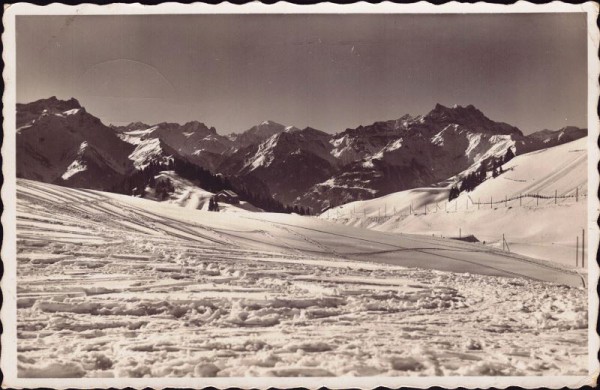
[322,137,588,267]
[14,179,587,377]
[146,171,263,213]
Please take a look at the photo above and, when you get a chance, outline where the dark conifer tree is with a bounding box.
[504,147,515,164]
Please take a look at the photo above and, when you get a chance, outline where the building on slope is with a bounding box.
[215,190,240,205]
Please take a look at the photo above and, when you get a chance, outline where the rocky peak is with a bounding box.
[126,121,151,130]
[426,103,485,122]
[230,120,287,148]
[17,96,84,127]
[181,121,215,134]
[252,120,285,133]
[298,126,329,137]
[111,121,151,133]
[18,96,81,113]
[424,103,522,136]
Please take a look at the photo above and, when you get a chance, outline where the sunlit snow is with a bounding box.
[61,141,88,180]
[128,138,165,169]
[15,178,588,377]
[63,108,81,116]
[323,137,588,267]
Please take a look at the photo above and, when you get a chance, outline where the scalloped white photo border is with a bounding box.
[2,2,599,388]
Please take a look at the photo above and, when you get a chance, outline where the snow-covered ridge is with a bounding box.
[127,138,168,169]
[246,133,280,171]
[117,126,158,145]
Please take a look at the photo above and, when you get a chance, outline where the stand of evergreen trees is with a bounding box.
[448,147,516,202]
[110,156,312,215]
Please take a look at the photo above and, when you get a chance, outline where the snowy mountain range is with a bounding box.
[16,97,587,211]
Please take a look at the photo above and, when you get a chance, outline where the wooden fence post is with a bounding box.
[537,194,539,206]
[478,198,480,210]
[490,196,493,209]
[520,194,522,206]
[576,236,579,267]
[576,187,579,202]
[502,234,511,252]
[582,228,585,268]
[555,190,557,204]
[459,228,461,238]
[505,195,507,207]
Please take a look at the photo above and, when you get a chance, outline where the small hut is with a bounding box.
[215,190,240,204]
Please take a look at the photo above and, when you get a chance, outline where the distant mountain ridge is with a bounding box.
[16,97,587,212]
[528,126,588,147]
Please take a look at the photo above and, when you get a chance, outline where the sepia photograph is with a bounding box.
[1,2,598,388]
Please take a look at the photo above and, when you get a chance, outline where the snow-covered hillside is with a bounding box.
[14,179,587,377]
[145,171,262,213]
[323,137,589,267]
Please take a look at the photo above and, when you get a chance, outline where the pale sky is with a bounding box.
[16,14,587,134]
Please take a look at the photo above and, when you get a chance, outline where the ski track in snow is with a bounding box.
[15,179,587,378]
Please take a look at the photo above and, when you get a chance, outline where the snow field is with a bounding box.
[15,179,588,377]
[323,137,589,267]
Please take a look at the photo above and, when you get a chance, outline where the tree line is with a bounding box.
[448,147,515,201]
[109,157,312,215]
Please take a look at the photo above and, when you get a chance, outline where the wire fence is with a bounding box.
[323,186,588,225]
[321,186,588,270]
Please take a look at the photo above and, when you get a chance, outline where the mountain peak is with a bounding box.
[425,103,522,136]
[300,126,328,135]
[154,120,215,135]
[260,120,281,127]
[182,120,206,127]
[112,121,151,132]
[16,96,84,128]
[428,103,483,118]
[18,96,82,112]
[128,121,150,128]
[229,120,289,148]
[284,125,301,133]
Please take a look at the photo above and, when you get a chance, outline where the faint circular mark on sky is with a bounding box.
[75,59,176,99]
